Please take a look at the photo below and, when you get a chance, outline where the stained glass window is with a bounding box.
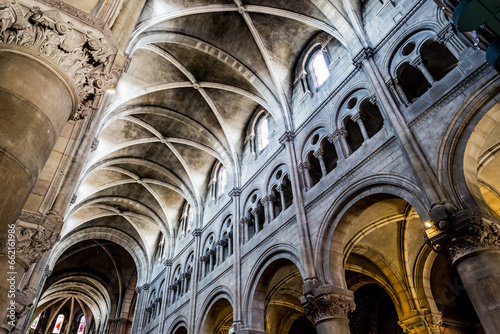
[257,116,269,151]
[53,314,64,334]
[311,51,329,86]
[218,165,226,196]
[77,316,85,334]
[30,314,40,329]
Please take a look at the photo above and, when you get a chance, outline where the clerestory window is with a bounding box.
[311,51,330,86]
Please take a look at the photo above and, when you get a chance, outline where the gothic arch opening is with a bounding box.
[396,63,429,101]
[420,39,458,81]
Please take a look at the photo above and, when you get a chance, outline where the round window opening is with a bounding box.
[251,194,257,203]
[347,97,357,109]
[401,41,416,56]
[276,170,283,180]
[311,134,319,145]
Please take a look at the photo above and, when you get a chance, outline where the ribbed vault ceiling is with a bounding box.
[65,0,364,262]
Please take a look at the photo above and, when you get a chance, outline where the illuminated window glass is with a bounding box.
[311,51,329,86]
[30,314,40,329]
[53,314,64,334]
[257,116,269,151]
[218,165,226,196]
[77,316,85,334]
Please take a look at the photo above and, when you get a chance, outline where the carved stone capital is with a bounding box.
[301,285,355,323]
[228,187,241,197]
[0,0,121,120]
[352,47,375,68]
[426,209,500,263]
[328,129,347,143]
[298,161,311,171]
[313,148,324,158]
[410,55,424,68]
[240,217,250,225]
[261,195,276,204]
[351,112,364,123]
[278,131,295,145]
[398,312,442,334]
[192,228,202,237]
[14,212,58,266]
[164,259,173,267]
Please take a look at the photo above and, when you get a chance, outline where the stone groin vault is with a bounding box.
[1,0,499,334]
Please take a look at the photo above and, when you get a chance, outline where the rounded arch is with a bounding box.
[242,244,305,328]
[48,227,149,284]
[166,316,188,334]
[196,286,234,334]
[315,175,430,287]
[438,77,500,214]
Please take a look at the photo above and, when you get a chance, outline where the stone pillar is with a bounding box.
[157,259,172,332]
[279,131,317,281]
[313,149,327,177]
[188,228,202,333]
[240,218,250,242]
[0,2,119,331]
[411,55,435,85]
[329,129,350,160]
[252,209,260,233]
[301,285,355,334]
[387,77,410,106]
[229,187,243,328]
[131,284,149,334]
[298,162,313,190]
[436,23,469,58]
[276,185,287,213]
[427,210,500,334]
[352,113,369,141]
[227,233,233,256]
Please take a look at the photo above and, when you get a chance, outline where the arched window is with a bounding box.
[187,206,193,232]
[311,51,330,86]
[257,116,269,151]
[30,314,40,329]
[77,316,85,334]
[218,165,227,196]
[53,314,64,334]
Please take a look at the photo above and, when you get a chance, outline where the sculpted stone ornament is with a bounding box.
[301,285,355,323]
[426,209,500,262]
[0,0,120,120]
[398,312,442,334]
[15,212,58,267]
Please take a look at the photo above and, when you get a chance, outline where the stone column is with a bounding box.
[427,210,500,334]
[279,131,317,282]
[157,259,173,332]
[276,185,287,212]
[436,23,469,58]
[329,129,350,161]
[227,233,233,256]
[188,228,202,333]
[298,162,313,190]
[240,218,250,242]
[313,149,327,177]
[387,78,410,106]
[131,284,149,334]
[301,285,355,334]
[0,2,119,330]
[252,209,261,233]
[351,113,369,141]
[411,55,435,85]
[229,188,243,329]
